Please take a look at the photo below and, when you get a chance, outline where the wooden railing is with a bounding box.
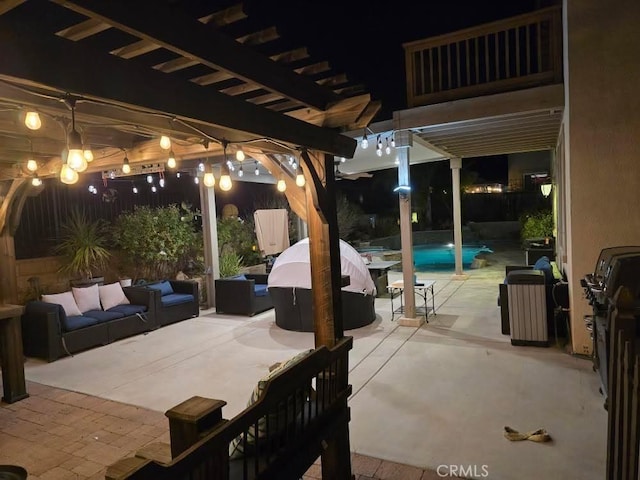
[404,6,562,107]
[106,337,353,480]
[606,288,640,480]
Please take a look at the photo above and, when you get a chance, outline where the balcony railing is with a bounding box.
[404,6,562,107]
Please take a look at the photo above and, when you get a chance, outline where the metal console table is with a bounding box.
[387,280,436,321]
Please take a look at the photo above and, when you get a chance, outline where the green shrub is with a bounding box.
[112,205,198,281]
[520,210,554,239]
[217,216,262,266]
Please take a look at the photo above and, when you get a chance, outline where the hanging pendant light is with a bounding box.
[236,146,245,161]
[24,111,42,130]
[122,154,131,174]
[238,164,244,177]
[219,142,232,191]
[160,135,171,150]
[254,162,260,176]
[296,168,306,187]
[83,147,94,163]
[361,128,369,149]
[26,158,38,172]
[167,150,177,169]
[203,162,215,187]
[31,174,42,187]
[60,164,79,184]
[277,178,287,192]
[65,99,87,172]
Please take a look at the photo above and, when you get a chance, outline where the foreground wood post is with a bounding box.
[302,149,352,479]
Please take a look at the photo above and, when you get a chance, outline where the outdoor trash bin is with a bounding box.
[506,269,548,347]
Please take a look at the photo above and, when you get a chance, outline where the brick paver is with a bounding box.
[1,380,457,479]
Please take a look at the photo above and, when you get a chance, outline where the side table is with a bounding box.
[387,280,436,321]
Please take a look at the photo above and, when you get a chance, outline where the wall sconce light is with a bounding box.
[24,111,41,130]
[540,183,552,197]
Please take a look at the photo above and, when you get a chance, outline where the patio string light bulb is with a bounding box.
[219,166,232,191]
[160,135,171,150]
[66,99,87,172]
[147,175,153,184]
[203,167,215,187]
[159,178,165,188]
[151,185,157,193]
[132,186,138,194]
[296,170,305,187]
[277,178,286,192]
[236,147,245,161]
[385,138,391,155]
[238,165,244,177]
[26,159,38,172]
[31,174,42,187]
[122,156,131,174]
[254,163,260,175]
[167,151,176,169]
[361,128,368,149]
[24,111,41,130]
[83,148,93,162]
[60,164,78,184]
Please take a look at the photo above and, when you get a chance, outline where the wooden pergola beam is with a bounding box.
[0,12,356,158]
[55,0,340,111]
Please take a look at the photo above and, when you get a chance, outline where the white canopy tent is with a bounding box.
[268,238,376,295]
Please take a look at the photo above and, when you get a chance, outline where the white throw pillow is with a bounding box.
[72,284,101,313]
[99,282,130,311]
[119,278,132,287]
[42,291,82,317]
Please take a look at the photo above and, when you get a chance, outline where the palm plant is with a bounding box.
[55,208,111,281]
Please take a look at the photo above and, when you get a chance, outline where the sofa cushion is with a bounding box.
[148,280,174,296]
[42,291,82,317]
[99,283,130,311]
[84,309,126,322]
[160,293,195,307]
[63,314,101,332]
[533,256,555,284]
[72,284,102,313]
[229,349,314,459]
[254,284,269,297]
[108,304,147,316]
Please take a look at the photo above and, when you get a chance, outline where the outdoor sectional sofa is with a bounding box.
[22,285,157,362]
[21,279,200,362]
[215,274,273,316]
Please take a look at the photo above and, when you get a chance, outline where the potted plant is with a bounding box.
[55,208,111,287]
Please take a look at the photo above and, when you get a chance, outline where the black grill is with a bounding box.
[581,246,640,408]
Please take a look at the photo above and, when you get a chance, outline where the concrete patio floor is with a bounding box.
[2,244,607,479]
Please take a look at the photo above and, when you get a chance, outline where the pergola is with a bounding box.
[0,1,383,475]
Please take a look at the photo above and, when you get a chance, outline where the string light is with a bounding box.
[160,135,171,150]
[132,186,138,194]
[151,185,157,193]
[277,178,286,192]
[65,99,87,173]
[167,150,176,169]
[31,174,42,187]
[121,154,131,174]
[83,147,94,162]
[235,147,245,161]
[391,135,396,148]
[255,162,260,176]
[24,111,41,130]
[60,164,79,184]
[385,138,391,155]
[296,166,305,187]
[203,163,215,187]
[147,175,153,183]
[361,128,368,149]
[238,164,244,177]
[159,177,165,188]
[194,176,199,185]
[26,158,38,172]
[198,162,205,172]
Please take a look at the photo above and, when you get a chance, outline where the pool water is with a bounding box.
[413,244,493,269]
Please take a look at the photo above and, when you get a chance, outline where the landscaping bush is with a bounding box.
[112,205,198,281]
[520,210,554,240]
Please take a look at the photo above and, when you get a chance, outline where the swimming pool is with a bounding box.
[413,244,493,268]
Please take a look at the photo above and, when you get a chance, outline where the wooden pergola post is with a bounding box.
[301,149,352,479]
